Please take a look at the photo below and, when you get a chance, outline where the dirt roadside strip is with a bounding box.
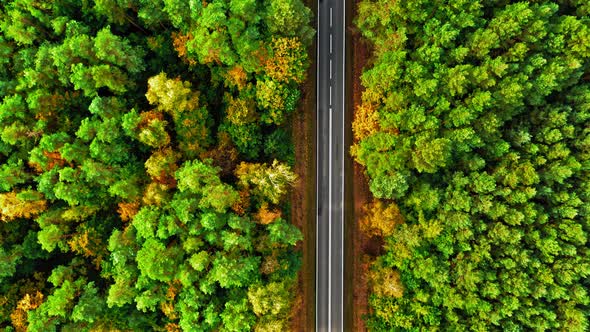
[290,0,317,329]
[349,0,374,330]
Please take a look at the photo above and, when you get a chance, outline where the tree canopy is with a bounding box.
[354,0,590,330]
[0,0,312,330]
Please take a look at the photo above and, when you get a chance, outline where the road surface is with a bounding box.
[316,0,345,330]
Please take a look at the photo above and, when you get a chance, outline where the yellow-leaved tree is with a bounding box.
[0,191,47,221]
[235,160,297,205]
[360,200,404,238]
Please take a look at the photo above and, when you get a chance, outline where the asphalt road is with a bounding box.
[316,0,345,330]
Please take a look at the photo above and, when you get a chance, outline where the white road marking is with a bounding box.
[328,104,332,332]
[330,7,333,27]
[316,2,346,331]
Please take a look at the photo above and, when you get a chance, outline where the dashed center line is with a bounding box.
[318,2,345,331]
[330,7,333,27]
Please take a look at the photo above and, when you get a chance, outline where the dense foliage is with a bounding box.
[0,0,312,330]
[353,0,590,330]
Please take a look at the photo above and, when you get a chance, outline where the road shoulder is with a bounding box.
[290,0,317,328]
[349,0,375,329]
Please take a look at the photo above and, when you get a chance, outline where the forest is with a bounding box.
[0,0,312,330]
[353,0,590,330]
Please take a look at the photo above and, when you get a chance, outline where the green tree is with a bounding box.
[354,0,590,330]
[0,0,311,328]
[136,238,183,282]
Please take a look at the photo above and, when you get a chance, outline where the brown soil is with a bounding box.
[290,77,315,331]
[290,8,317,330]
[350,0,375,330]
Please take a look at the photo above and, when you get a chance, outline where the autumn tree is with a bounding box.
[235,160,297,205]
[360,200,403,238]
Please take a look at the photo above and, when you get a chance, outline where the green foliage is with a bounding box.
[0,0,311,329]
[268,219,304,247]
[263,0,314,44]
[136,238,182,282]
[209,255,260,289]
[94,27,146,74]
[0,246,20,280]
[264,128,294,164]
[221,297,256,331]
[222,121,263,160]
[355,0,590,330]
